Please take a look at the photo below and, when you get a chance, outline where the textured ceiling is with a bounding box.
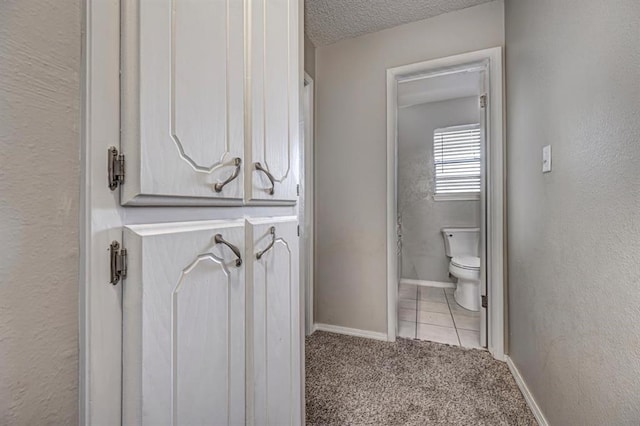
[305,0,494,46]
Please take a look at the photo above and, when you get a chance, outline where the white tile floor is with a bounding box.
[397,283,483,349]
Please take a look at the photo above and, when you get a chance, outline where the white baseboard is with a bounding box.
[506,356,549,426]
[312,323,389,342]
[400,278,455,289]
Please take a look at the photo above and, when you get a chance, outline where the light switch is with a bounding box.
[542,145,552,173]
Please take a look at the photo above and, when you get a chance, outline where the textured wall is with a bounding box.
[0,0,80,423]
[506,0,640,423]
[398,97,480,282]
[315,1,504,333]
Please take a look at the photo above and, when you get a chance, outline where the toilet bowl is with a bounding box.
[449,256,481,311]
[441,228,481,312]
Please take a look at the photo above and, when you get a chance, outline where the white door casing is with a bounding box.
[122,220,246,425]
[120,0,246,205]
[301,73,314,335]
[247,0,300,203]
[386,48,505,359]
[479,70,488,348]
[247,217,301,425]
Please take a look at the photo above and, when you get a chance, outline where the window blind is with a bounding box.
[433,124,481,194]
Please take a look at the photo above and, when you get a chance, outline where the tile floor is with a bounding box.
[397,283,483,349]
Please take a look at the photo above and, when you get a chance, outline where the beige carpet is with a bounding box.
[306,331,536,425]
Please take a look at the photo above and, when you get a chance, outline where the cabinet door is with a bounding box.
[247,217,301,425]
[120,0,245,205]
[247,0,300,203]
[122,220,245,425]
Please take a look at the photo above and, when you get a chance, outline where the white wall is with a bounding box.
[505,0,640,423]
[315,1,504,333]
[0,1,80,423]
[398,97,480,282]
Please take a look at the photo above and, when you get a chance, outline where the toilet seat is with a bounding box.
[451,256,480,270]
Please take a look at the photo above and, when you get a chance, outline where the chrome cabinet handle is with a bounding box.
[214,234,242,266]
[256,227,276,260]
[254,162,275,195]
[214,157,242,193]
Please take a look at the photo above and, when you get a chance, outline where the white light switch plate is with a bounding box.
[542,145,552,173]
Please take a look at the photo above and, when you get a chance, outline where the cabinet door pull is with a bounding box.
[214,234,242,266]
[214,157,242,192]
[254,162,275,195]
[256,227,276,259]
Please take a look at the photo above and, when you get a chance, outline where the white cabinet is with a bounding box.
[105,0,302,424]
[120,0,246,206]
[122,220,246,425]
[247,217,301,425]
[119,0,299,206]
[247,0,300,203]
[120,217,301,425]
[86,0,303,422]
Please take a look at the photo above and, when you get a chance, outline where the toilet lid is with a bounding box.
[451,256,480,270]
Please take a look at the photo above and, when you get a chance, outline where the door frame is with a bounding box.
[301,72,315,335]
[386,47,506,360]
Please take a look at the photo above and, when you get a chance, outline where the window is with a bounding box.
[433,124,481,200]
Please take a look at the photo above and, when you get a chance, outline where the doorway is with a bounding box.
[386,48,505,360]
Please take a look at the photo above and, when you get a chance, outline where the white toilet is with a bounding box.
[441,228,481,311]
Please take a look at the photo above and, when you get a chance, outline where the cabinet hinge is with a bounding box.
[297,225,300,237]
[296,184,300,196]
[109,241,127,285]
[481,295,488,309]
[480,94,487,109]
[108,146,125,190]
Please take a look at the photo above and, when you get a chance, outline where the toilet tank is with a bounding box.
[441,228,480,257]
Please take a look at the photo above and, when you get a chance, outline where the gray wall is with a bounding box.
[0,0,80,423]
[398,97,480,282]
[304,33,316,79]
[506,0,640,423]
[315,1,504,333]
